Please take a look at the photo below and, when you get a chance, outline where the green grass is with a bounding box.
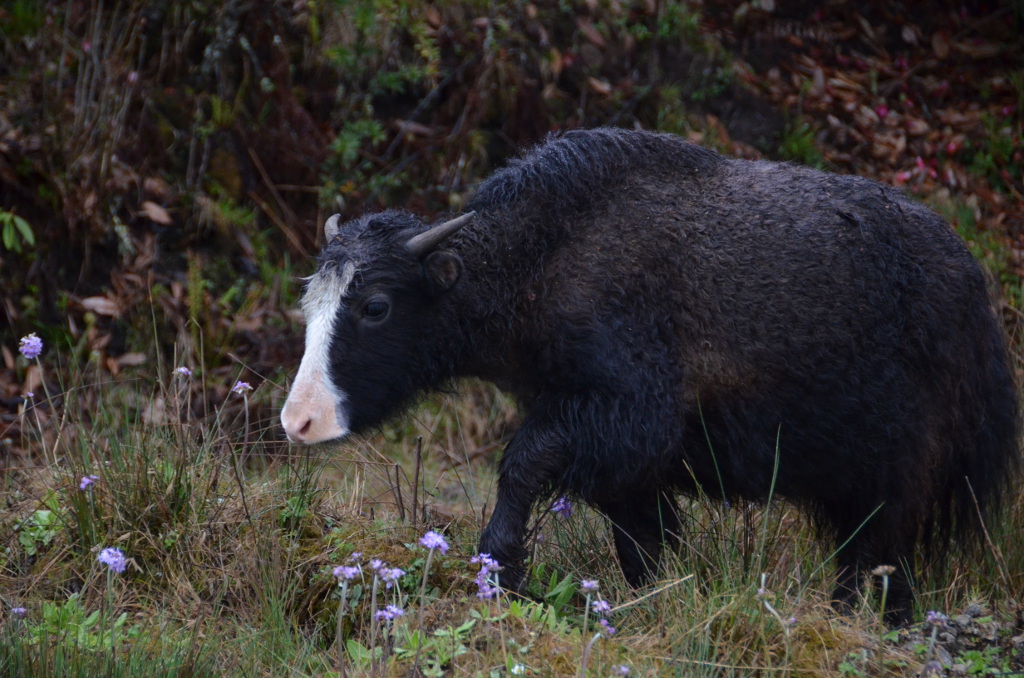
[778,118,827,169]
[2,345,1022,676]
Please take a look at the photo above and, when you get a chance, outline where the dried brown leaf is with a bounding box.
[853,104,880,129]
[143,176,172,201]
[115,353,147,368]
[80,296,121,317]
[576,18,606,48]
[953,41,1002,59]
[906,118,930,136]
[425,5,442,28]
[141,200,173,225]
[871,131,906,163]
[587,77,612,96]
[932,31,950,60]
[549,48,564,79]
[810,66,826,97]
[393,119,436,137]
[828,75,867,93]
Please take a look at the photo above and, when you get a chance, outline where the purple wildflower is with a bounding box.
[472,553,501,599]
[374,604,404,621]
[349,552,362,562]
[79,475,100,490]
[232,380,252,395]
[380,567,405,589]
[369,558,384,571]
[174,366,192,377]
[419,530,449,554]
[580,579,599,593]
[613,666,630,676]
[24,392,33,399]
[18,334,43,359]
[333,565,361,581]
[551,496,573,518]
[11,607,27,617]
[591,598,611,615]
[926,610,948,627]
[471,553,498,569]
[97,547,126,574]
[599,617,616,635]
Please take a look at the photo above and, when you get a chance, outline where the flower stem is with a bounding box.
[336,580,349,678]
[413,548,436,670]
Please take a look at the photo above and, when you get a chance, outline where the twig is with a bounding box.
[413,437,423,527]
[247,190,309,258]
[393,465,406,523]
[966,478,1011,592]
[247,148,309,257]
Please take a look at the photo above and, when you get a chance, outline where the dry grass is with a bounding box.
[1,351,1021,676]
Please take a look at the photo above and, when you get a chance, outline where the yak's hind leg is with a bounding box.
[599,491,682,586]
[824,500,917,626]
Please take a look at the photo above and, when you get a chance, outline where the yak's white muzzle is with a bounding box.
[281,262,355,444]
[280,372,349,443]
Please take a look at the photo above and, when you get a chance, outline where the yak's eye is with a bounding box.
[362,299,390,322]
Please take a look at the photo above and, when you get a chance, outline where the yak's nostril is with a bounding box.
[280,392,348,444]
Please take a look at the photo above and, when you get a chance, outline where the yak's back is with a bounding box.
[469,128,722,221]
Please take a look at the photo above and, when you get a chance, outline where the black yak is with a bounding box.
[280,128,1019,623]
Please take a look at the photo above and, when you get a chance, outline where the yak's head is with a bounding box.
[280,210,474,444]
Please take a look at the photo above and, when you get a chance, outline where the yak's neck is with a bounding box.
[443,128,724,390]
[444,216,547,386]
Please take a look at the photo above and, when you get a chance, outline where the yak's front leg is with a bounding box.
[600,491,682,586]
[478,409,569,592]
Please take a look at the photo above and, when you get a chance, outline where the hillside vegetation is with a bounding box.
[1,1,1023,675]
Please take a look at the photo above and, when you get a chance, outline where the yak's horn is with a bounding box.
[324,214,343,240]
[405,211,475,257]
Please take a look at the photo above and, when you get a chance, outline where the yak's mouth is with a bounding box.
[280,383,350,444]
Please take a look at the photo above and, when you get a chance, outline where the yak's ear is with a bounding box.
[424,250,463,294]
[323,214,343,241]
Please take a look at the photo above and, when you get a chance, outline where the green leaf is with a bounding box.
[544,573,576,612]
[454,618,477,636]
[2,223,16,252]
[13,214,33,245]
[83,610,101,628]
[346,638,374,666]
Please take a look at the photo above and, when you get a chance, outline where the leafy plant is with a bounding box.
[778,119,826,168]
[838,650,868,677]
[394,618,475,676]
[965,112,1022,194]
[506,599,572,634]
[0,209,35,254]
[957,647,1010,676]
[16,493,61,557]
[25,594,129,652]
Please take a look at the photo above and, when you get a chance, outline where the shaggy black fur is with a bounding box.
[311,128,1019,624]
